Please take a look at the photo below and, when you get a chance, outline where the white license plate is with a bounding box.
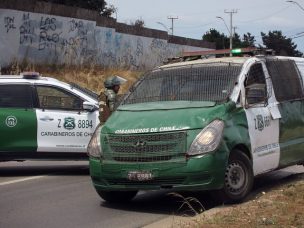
[127,171,153,181]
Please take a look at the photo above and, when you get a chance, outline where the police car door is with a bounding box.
[35,85,97,153]
[243,61,281,175]
[0,84,37,152]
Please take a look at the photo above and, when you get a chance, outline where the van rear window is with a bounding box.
[122,62,242,104]
[266,59,304,102]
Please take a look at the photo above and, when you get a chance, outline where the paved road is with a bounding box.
[0,161,303,228]
[0,161,184,228]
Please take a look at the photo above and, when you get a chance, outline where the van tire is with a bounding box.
[97,190,138,203]
[217,149,254,203]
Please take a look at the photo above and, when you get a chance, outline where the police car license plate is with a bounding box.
[127,171,153,181]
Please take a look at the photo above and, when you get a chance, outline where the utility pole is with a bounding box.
[167,16,178,36]
[224,9,238,55]
[233,26,238,37]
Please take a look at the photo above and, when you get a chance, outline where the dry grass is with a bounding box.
[179,176,304,228]
[1,61,143,94]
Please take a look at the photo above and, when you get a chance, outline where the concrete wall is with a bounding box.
[0,5,214,69]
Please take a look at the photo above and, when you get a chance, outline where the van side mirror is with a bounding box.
[245,84,267,108]
[83,101,97,112]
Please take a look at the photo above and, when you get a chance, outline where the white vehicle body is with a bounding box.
[0,73,99,160]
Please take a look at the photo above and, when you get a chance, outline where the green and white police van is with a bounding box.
[0,73,99,161]
[88,55,304,203]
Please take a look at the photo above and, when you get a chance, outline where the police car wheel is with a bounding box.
[96,190,138,203]
[219,149,253,203]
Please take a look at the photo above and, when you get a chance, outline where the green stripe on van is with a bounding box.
[278,100,304,166]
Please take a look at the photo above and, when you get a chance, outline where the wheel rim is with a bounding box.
[225,161,246,195]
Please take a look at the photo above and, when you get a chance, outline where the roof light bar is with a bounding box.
[231,48,242,54]
[22,72,40,79]
[182,47,259,58]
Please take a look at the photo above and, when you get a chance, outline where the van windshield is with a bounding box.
[122,62,242,105]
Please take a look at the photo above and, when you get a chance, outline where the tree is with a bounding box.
[233,32,256,48]
[100,3,116,17]
[242,33,256,47]
[202,29,256,50]
[232,33,243,48]
[261,31,302,57]
[202,29,229,49]
[42,0,116,17]
[131,19,145,28]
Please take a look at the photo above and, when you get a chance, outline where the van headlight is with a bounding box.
[187,120,224,156]
[87,124,102,158]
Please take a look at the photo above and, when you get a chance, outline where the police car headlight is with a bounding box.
[87,125,102,158]
[188,120,224,156]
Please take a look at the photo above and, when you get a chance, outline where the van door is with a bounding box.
[243,61,281,175]
[265,59,304,166]
[35,85,98,153]
[0,84,37,152]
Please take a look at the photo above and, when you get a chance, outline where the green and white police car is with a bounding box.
[88,55,304,203]
[0,72,99,161]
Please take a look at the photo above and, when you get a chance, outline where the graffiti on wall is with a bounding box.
[4,16,16,33]
[0,9,208,69]
[19,13,35,45]
[1,11,97,64]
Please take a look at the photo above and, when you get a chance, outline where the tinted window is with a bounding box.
[0,84,33,108]
[36,86,83,110]
[245,63,267,105]
[246,63,266,86]
[266,59,304,102]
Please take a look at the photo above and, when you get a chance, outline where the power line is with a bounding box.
[290,32,304,39]
[293,35,304,39]
[238,5,291,23]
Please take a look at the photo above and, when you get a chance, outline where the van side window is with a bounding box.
[36,85,83,110]
[0,84,33,108]
[245,63,267,106]
[266,59,304,102]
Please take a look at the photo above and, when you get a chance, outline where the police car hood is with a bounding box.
[102,101,233,134]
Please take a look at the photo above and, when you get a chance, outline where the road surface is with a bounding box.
[0,161,303,228]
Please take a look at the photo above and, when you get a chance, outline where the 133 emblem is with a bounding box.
[5,116,17,127]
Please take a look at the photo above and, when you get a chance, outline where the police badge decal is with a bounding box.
[63,117,76,130]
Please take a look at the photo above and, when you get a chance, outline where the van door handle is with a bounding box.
[40,116,54,122]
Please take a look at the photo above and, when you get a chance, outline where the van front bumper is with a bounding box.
[89,153,226,192]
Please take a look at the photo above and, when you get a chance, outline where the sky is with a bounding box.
[105,0,304,53]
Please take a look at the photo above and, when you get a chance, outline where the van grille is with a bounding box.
[104,131,187,162]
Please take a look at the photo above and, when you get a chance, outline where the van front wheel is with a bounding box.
[97,190,138,203]
[219,149,253,203]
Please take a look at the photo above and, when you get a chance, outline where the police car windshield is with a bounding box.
[122,62,242,105]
